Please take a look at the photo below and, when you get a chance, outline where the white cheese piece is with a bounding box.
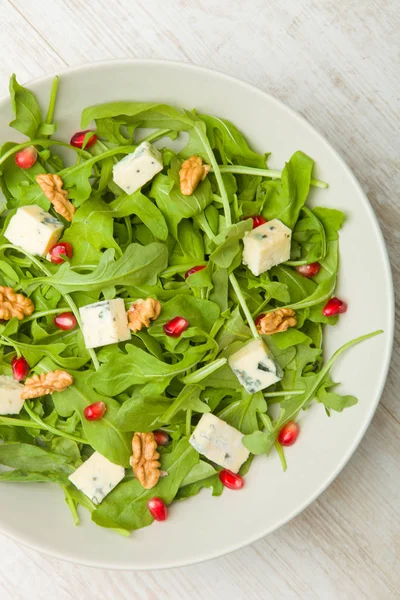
[242,218,291,276]
[68,451,125,505]
[79,299,131,349]
[4,205,64,257]
[189,413,250,473]
[113,141,163,195]
[0,376,25,415]
[228,338,283,394]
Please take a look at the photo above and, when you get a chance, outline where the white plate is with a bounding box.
[0,60,394,569]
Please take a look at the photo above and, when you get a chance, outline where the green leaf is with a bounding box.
[90,340,214,396]
[81,102,195,131]
[160,385,210,424]
[0,443,74,474]
[218,390,267,434]
[109,191,168,240]
[50,369,131,467]
[242,430,275,455]
[210,219,252,268]
[62,198,121,265]
[115,395,172,432]
[30,243,168,294]
[9,75,44,139]
[260,151,314,229]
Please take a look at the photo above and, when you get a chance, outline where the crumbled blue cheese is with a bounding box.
[4,205,64,256]
[112,141,163,195]
[0,376,25,415]
[242,218,291,276]
[68,451,125,505]
[189,413,250,473]
[228,338,283,393]
[79,299,131,349]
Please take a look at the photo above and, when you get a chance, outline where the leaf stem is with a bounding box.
[45,76,59,127]
[185,409,192,437]
[214,165,329,189]
[23,402,89,445]
[194,124,231,225]
[181,358,227,384]
[229,273,260,339]
[142,128,173,143]
[0,139,91,166]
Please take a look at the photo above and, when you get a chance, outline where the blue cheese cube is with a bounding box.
[5,205,64,257]
[189,413,250,473]
[228,338,283,393]
[113,141,163,195]
[242,218,291,276]
[0,376,25,415]
[68,451,125,505]
[79,299,131,349]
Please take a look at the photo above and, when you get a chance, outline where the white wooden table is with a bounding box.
[0,1,399,598]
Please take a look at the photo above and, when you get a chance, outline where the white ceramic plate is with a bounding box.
[0,60,394,569]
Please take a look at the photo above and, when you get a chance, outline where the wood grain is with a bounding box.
[0,0,399,598]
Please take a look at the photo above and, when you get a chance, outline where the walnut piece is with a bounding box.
[0,286,34,321]
[127,297,161,333]
[130,432,161,489]
[257,308,297,335]
[21,370,74,399]
[179,155,210,196]
[36,173,75,222]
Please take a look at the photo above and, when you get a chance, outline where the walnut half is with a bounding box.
[179,155,210,196]
[127,297,161,333]
[36,174,75,222]
[130,432,161,489]
[0,286,34,321]
[21,370,74,399]
[256,308,297,335]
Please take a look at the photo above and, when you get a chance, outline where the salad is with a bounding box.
[0,75,381,534]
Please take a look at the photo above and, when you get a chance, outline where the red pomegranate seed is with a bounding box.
[70,130,97,149]
[219,469,245,490]
[15,146,37,169]
[322,297,347,317]
[278,421,300,446]
[48,242,73,264]
[83,401,107,421]
[185,265,206,279]
[255,313,266,327]
[153,430,170,446]
[147,497,168,521]
[11,356,30,381]
[54,312,77,331]
[163,316,189,337]
[296,262,321,278]
[250,215,267,229]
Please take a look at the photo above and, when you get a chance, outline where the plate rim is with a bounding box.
[0,58,395,570]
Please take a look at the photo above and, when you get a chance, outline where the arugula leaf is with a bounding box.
[259,151,314,229]
[9,75,50,139]
[210,220,252,268]
[218,390,267,434]
[30,243,168,294]
[109,190,168,240]
[0,443,74,474]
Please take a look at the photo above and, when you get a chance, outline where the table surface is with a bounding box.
[0,0,399,598]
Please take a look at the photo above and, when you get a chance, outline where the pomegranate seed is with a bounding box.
[248,215,267,229]
[153,430,170,446]
[278,421,299,446]
[163,316,189,337]
[322,297,347,317]
[185,265,206,279]
[219,470,245,490]
[255,313,266,327]
[70,130,97,149]
[296,262,321,278]
[48,242,73,264]
[147,497,168,521]
[84,401,107,421]
[54,312,77,331]
[14,146,37,169]
[11,356,30,381]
